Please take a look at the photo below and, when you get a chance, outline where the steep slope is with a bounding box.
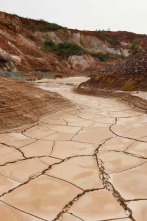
[0,12,67,75]
[80,50,147,91]
[42,29,147,56]
[0,11,147,78]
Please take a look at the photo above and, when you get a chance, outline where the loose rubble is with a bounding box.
[83,50,147,91]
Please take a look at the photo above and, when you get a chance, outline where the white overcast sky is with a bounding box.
[0,0,147,34]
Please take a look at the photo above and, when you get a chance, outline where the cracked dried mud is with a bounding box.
[0,77,147,221]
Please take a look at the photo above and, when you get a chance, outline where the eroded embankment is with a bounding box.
[0,77,71,133]
[75,86,147,112]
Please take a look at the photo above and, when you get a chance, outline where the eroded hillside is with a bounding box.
[0,11,147,78]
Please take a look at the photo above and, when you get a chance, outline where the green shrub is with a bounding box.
[44,41,86,56]
[91,52,110,62]
[130,40,141,53]
[44,40,58,52]
[45,23,66,31]
[43,40,123,62]
[37,23,65,31]
[57,42,86,56]
[26,23,66,32]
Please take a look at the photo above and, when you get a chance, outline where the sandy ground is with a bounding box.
[0,77,147,221]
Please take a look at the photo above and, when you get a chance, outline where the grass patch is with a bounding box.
[90,52,124,62]
[44,40,86,55]
[26,23,67,32]
[44,40,58,52]
[130,40,141,54]
[57,42,86,56]
[90,52,110,62]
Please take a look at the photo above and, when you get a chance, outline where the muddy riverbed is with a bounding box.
[0,77,147,221]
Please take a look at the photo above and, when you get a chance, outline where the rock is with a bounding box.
[68,54,99,71]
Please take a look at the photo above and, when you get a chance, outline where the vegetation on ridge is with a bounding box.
[43,40,122,61]
[44,40,86,55]
[26,23,67,31]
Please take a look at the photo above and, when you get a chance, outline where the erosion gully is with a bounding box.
[0,77,147,221]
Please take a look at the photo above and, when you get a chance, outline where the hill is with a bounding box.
[0,11,147,78]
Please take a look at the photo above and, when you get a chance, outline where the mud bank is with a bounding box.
[0,77,71,133]
[75,86,147,111]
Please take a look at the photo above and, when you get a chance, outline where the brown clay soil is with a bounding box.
[75,86,147,112]
[0,77,146,221]
[0,77,70,133]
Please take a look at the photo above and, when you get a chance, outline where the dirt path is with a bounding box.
[0,77,147,221]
